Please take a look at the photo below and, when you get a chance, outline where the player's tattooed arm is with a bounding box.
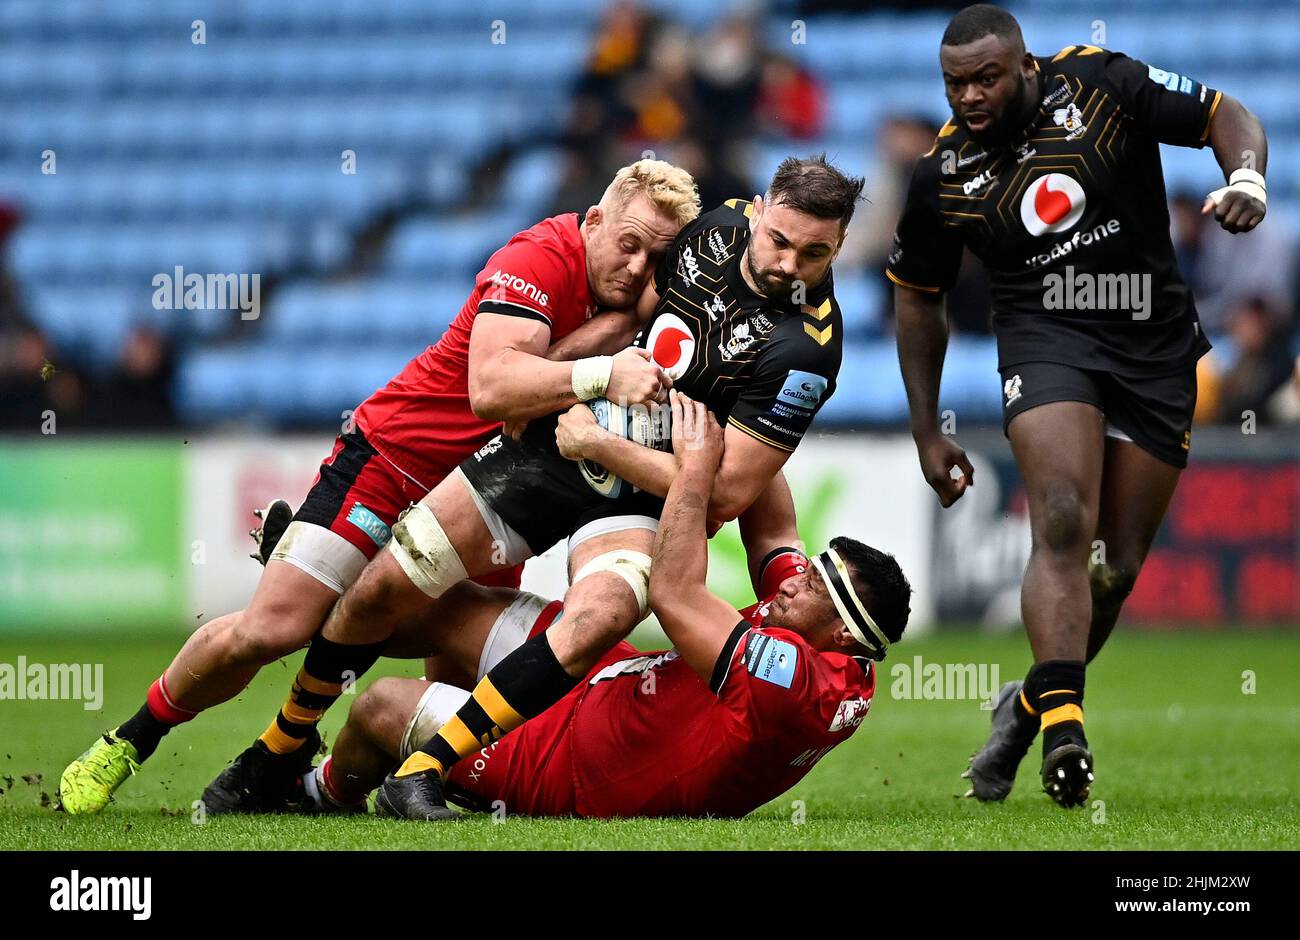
[649,392,750,682]
[1203,94,1268,234]
[895,284,974,508]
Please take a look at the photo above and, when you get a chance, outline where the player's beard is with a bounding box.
[966,70,1035,146]
[745,250,796,302]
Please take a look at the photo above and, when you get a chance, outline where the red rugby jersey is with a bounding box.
[568,550,876,819]
[353,213,596,486]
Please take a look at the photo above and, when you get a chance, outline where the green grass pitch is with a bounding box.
[2,630,1297,850]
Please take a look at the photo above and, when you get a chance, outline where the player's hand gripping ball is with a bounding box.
[575,397,672,498]
[670,390,723,472]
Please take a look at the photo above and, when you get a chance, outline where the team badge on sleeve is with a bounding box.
[1146,65,1198,95]
[777,370,827,411]
[771,370,828,421]
[743,633,799,689]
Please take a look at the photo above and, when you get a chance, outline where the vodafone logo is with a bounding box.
[646,312,695,380]
[1019,174,1086,236]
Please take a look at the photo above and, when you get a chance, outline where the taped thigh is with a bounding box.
[270,520,368,594]
[477,591,553,681]
[571,549,653,620]
[387,503,469,599]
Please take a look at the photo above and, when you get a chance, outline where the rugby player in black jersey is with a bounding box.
[214,156,864,819]
[889,5,1268,808]
[376,156,862,819]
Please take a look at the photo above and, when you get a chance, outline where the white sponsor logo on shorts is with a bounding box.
[474,437,504,461]
[1004,374,1023,406]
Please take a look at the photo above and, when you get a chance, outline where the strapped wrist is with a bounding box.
[1209,168,1267,207]
[571,356,613,401]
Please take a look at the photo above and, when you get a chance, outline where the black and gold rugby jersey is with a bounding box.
[639,199,843,453]
[887,46,1219,376]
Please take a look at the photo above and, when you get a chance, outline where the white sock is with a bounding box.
[301,762,327,810]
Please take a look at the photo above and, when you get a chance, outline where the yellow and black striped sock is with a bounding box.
[259,635,387,755]
[1024,660,1086,754]
[396,632,579,778]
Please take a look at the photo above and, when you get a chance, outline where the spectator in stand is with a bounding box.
[88,325,178,430]
[669,136,752,213]
[757,52,826,140]
[548,149,610,219]
[1200,296,1299,427]
[690,13,763,148]
[1169,187,1296,336]
[562,1,662,155]
[624,25,697,144]
[841,115,938,274]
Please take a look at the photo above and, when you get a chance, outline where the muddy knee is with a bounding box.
[1036,483,1089,555]
[1089,561,1138,609]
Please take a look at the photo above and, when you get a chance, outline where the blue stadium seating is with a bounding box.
[0,0,1294,427]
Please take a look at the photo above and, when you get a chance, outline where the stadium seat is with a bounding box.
[5,0,1297,413]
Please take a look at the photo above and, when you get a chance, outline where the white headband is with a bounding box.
[811,548,890,657]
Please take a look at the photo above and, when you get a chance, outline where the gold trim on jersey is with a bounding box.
[923,120,958,157]
[1051,44,1102,62]
[885,269,942,293]
[724,198,755,218]
[1201,89,1223,143]
[803,322,833,346]
[727,416,796,453]
[801,299,833,321]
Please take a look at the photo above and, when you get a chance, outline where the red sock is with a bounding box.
[145,674,199,726]
[321,756,365,807]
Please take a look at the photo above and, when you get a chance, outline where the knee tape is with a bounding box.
[387,504,469,599]
[571,550,652,619]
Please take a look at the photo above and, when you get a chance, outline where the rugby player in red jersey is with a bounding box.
[58,160,700,815]
[302,393,911,819]
[225,158,865,820]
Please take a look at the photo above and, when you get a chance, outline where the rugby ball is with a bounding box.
[580,398,672,498]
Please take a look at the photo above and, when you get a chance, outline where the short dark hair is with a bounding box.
[766,153,866,228]
[830,537,912,648]
[941,3,1024,53]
